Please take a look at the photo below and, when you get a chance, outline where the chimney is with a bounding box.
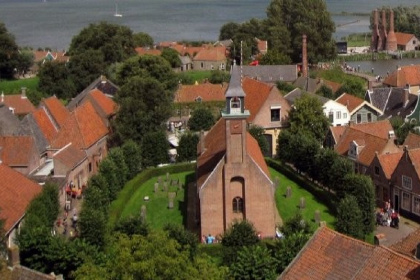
[368,80,373,90]
[302,34,308,78]
[388,130,395,139]
[371,10,379,51]
[21,87,27,99]
[380,9,387,50]
[386,9,398,51]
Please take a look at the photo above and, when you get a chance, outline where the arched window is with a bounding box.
[232,197,244,213]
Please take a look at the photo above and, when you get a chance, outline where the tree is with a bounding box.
[260,50,292,65]
[161,48,181,68]
[336,195,364,239]
[163,223,198,259]
[390,116,419,145]
[121,140,142,179]
[112,76,173,144]
[335,79,365,98]
[328,156,354,192]
[248,124,269,156]
[0,22,19,79]
[141,130,169,167]
[188,107,215,131]
[276,81,295,94]
[68,49,106,93]
[177,132,199,162]
[208,70,230,84]
[288,93,330,142]
[265,0,336,63]
[114,214,149,237]
[280,212,312,236]
[69,22,135,65]
[230,245,276,280]
[16,50,34,76]
[133,32,154,47]
[98,157,120,200]
[107,147,129,187]
[219,22,240,40]
[79,206,107,248]
[316,84,334,99]
[271,232,311,274]
[37,61,76,99]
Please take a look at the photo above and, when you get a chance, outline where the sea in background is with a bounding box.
[0,0,419,50]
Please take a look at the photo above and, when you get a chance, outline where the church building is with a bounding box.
[195,67,279,238]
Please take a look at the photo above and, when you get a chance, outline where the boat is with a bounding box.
[114,3,122,17]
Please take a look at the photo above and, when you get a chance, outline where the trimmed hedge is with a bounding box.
[108,162,195,228]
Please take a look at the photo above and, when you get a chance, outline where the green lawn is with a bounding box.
[270,168,336,230]
[119,171,194,229]
[182,70,212,83]
[0,77,39,94]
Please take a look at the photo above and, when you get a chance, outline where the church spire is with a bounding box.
[222,65,249,118]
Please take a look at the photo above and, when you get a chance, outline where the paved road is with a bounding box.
[374,216,419,247]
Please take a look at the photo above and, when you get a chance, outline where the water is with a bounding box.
[0,0,418,50]
[346,57,420,77]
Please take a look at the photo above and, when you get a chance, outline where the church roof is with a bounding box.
[225,66,246,97]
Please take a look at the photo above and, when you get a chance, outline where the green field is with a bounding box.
[119,171,194,229]
[182,70,212,83]
[0,77,39,94]
[271,168,336,230]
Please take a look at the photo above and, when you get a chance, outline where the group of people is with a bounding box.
[56,209,79,237]
[376,200,400,229]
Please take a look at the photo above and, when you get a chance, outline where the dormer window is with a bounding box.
[195,96,202,103]
[230,97,241,113]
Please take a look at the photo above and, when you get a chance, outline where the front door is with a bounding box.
[394,193,399,212]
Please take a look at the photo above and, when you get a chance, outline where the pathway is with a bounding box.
[374,216,420,247]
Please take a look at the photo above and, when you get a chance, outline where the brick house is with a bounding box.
[195,67,280,239]
[335,93,382,124]
[192,46,227,71]
[383,65,420,94]
[0,163,42,249]
[395,32,420,51]
[0,88,36,118]
[279,225,420,279]
[0,136,40,175]
[242,77,290,157]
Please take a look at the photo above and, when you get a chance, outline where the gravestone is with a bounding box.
[178,182,183,191]
[172,178,179,186]
[300,197,306,209]
[286,186,292,198]
[154,182,159,193]
[314,210,321,223]
[140,205,147,221]
[163,182,168,192]
[166,172,170,182]
[158,176,162,185]
[168,192,176,209]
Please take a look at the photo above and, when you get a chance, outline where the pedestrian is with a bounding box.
[72,213,78,228]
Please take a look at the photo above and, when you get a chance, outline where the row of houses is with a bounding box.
[0,76,118,250]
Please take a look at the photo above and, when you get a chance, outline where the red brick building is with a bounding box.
[196,67,279,238]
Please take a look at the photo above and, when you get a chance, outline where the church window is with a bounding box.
[233,197,243,213]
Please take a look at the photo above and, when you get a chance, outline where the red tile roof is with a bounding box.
[32,108,58,143]
[0,136,35,167]
[407,148,420,180]
[51,101,108,149]
[33,50,67,63]
[395,32,416,46]
[336,93,365,113]
[280,226,420,280]
[242,77,273,122]
[377,151,404,179]
[349,119,394,139]
[1,94,36,116]
[135,47,162,56]
[41,96,70,128]
[174,83,227,103]
[323,80,341,94]
[88,89,118,117]
[383,64,420,87]
[0,163,42,233]
[53,143,86,170]
[193,47,226,61]
[390,227,420,258]
[403,132,420,149]
[329,125,347,144]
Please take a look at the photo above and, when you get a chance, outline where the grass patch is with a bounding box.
[181,70,212,83]
[270,167,336,230]
[0,77,39,94]
[119,171,194,229]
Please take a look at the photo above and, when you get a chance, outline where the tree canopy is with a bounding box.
[0,22,19,79]
[188,107,215,131]
[133,32,154,47]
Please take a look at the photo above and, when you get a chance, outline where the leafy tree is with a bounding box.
[335,79,365,98]
[271,232,311,274]
[316,84,333,99]
[219,22,240,40]
[133,32,154,47]
[276,81,295,94]
[112,76,173,144]
[82,183,109,212]
[69,22,135,65]
[260,50,292,65]
[37,61,76,99]
[107,147,129,186]
[188,107,215,131]
[116,55,178,91]
[265,0,336,63]
[313,148,339,187]
[16,49,34,76]
[390,116,419,145]
[68,49,106,93]
[87,173,110,206]
[176,72,195,85]
[342,174,376,235]
[208,70,230,84]
[230,245,276,280]
[141,130,169,167]
[114,214,149,236]
[288,93,330,142]
[328,156,354,192]
[161,48,181,68]
[280,212,313,236]
[98,157,120,200]
[336,195,364,239]
[163,223,198,259]
[177,132,199,162]
[121,140,142,179]
[0,22,19,79]
[248,124,269,156]
[79,206,107,248]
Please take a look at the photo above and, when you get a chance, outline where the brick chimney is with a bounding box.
[376,10,383,51]
[379,9,388,51]
[371,10,379,51]
[386,9,397,51]
[302,34,308,78]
